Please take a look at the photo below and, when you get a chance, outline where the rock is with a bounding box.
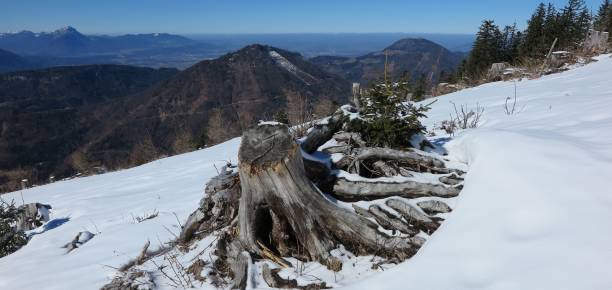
[434,82,464,96]
[15,203,51,232]
[488,62,510,79]
[417,200,452,215]
[550,51,572,68]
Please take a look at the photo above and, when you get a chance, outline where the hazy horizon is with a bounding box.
[1,0,603,35]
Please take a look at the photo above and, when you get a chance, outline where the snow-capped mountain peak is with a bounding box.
[50,26,84,37]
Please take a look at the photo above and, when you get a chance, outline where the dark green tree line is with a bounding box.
[461,0,601,80]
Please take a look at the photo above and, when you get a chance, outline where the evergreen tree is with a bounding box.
[274,110,289,124]
[502,23,522,62]
[520,3,548,58]
[543,3,560,50]
[464,20,504,78]
[194,127,209,148]
[594,0,611,32]
[350,79,430,148]
[558,0,591,49]
[609,3,612,34]
[438,69,457,84]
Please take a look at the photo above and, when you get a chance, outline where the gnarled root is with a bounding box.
[333,177,460,201]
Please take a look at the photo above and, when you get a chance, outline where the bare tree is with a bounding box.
[286,94,315,138]
[450,101,484,129]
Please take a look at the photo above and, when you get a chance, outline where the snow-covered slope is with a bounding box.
[1,55,612,290]
[0,139,242,290]
[347,54,612,290]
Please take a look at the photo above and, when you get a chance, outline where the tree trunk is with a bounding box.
[236,124,417,268]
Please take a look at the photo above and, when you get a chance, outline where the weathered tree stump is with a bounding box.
[235,124,417,273]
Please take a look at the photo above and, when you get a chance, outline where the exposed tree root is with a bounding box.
[352,204,417,236]
[349,147,446,173]
[235,124,417,275]
[333,177,460,201]
[116,109,467,290]
[386,199,440,234]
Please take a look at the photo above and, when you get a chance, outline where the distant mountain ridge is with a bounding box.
[0,26,196,56]
[0,44,350,193]
[311,38,464,85]
[0,48,35,72]
[0,27,221,69]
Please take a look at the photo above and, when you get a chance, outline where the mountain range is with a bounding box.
[0,33,466,192]
[0,48,35,73]
[311,38,464,84]
[0,44,350,192]
[0,27,473,72]
[0,26,199,56]
[0,27,222,69]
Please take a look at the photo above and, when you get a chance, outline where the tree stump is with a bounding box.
[235,124,416,269]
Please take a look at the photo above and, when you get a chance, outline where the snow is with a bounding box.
[258,120,282,126]
[1,54,612,289]
[343,54,612,290]
[0,138,241,290]
[268,50,315,84]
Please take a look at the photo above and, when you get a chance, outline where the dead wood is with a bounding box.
[439,174,464,186]
[332,132,366,148]
[417,200,452,215]
[321,144,351,155]
[371,160,398,177]
[179,166,240,243]
[352,204,417,235]
[236,124,416,271]
[333,177,460,202]
[231,252,250,290]
[300,113,345,154]
[349,147,446,173]
[386,199,440,234]
[369,205,418,236]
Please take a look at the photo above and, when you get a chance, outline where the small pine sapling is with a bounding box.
[349,78,432,149]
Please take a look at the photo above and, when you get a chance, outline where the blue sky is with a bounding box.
[0,0,604,35]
